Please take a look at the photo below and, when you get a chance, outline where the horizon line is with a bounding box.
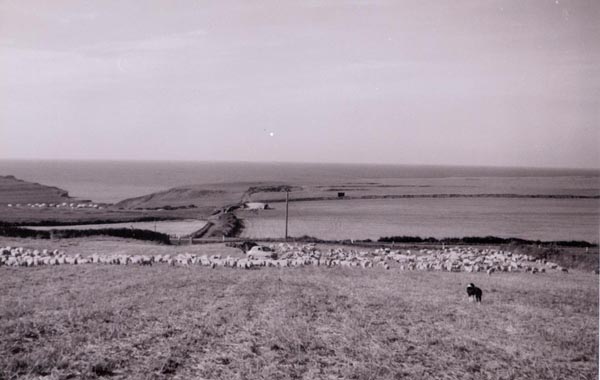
[0,157,598,173]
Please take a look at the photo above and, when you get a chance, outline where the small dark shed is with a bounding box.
[337,192,345,198]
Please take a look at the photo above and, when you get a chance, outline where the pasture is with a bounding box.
[0,240,597,380]
[238,198,600,243]
[24,219,208,237]
[0,204,210,226]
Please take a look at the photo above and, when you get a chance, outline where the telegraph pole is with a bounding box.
[285,190,289,241]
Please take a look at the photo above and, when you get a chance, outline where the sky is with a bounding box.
[0,0,598,169]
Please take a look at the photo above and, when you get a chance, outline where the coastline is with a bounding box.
[0,174,598,244]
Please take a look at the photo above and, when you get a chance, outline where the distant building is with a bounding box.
[337,192,345,198]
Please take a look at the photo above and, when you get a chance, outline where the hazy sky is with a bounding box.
[1,1,598,168]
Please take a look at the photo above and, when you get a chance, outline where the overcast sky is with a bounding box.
[0,0,598,168]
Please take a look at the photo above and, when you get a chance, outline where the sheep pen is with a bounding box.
[0,239,597,380]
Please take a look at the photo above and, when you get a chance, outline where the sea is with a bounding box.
[1,160,599,243]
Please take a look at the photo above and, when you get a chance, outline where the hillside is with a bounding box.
[0,175,72,204]
[0,255,597,379]
[0,176,215,225]
[114,182,295,210]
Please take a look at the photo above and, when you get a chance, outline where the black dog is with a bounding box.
[466,283,482,302]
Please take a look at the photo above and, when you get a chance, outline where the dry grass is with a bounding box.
[0,250,597,380]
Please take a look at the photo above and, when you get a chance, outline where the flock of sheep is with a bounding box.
[0,244,568,274]
[389,247,569,274]
[1,247,83,267]
[259,244,568,274]
[6,202,104,209]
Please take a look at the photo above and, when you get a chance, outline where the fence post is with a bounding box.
[285,190,289,241]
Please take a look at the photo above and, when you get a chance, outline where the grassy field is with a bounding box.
[24,219,208,237]
[0,205,213,227]
[0,239,597,380]
[238,198,600,243]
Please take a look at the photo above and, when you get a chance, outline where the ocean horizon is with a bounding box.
[1,159,598,203]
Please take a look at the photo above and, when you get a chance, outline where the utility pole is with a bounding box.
[285,190,289,241]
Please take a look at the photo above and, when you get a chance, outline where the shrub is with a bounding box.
[0,226,171,244]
